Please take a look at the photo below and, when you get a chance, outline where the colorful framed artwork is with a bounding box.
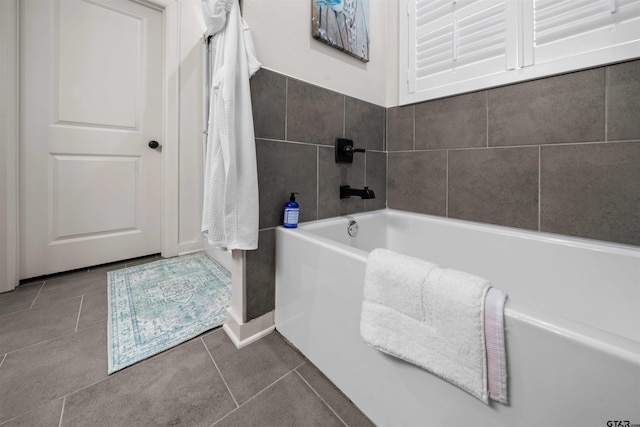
[312,0,370,62]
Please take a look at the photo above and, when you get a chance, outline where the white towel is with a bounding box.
[485,287,509,404]
[360,248,493,403]
[201,0,261,250]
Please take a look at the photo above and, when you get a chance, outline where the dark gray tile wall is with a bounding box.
[540,141,640,245]
[388,150,446,216]
[607,60,640,141]
[448,147,539,230]
[245,229,275,319]
[246,60,639,321]
[247,69,387,321]
[415,91,487,150]
[488,68,606,146]
[386,105,413,151]
[387,59,640,247]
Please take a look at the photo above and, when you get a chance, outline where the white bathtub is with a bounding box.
[275,209,640,427]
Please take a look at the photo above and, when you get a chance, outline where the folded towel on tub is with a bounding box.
[360,248,508,404]
[485,287,509,404]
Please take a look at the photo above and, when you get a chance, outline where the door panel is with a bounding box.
[51,154,139,239]
[20,0,163,278]
[58,0,141,128]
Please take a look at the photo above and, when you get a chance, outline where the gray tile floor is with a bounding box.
[0,255,374,427]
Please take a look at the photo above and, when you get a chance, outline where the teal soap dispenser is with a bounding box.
[283,192,299,228]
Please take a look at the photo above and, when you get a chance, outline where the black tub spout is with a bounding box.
[340,185,375,200]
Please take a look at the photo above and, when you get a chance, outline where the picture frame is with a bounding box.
[312,0,370,62]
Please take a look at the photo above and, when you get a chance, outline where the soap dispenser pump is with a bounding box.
[283,192,300,228]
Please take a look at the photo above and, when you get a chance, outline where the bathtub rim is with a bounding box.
[298,208,640,257]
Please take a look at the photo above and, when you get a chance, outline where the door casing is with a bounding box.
[1,0,180,291]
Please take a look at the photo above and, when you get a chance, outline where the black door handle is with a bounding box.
[148,140,160,149]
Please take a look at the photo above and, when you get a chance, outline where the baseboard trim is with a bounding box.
[177,240,204,256]
[223,308,275,349]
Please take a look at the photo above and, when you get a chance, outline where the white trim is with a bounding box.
[221,249,276,348]
[136,0,180,259]
[223,308,275,349]
[178,240,205,256]
[157,0,180,259]
[0,0,20,293]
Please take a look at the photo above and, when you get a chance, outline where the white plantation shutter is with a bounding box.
[400,0,640,104]
[407,0,517,99]
[529,0,640,66]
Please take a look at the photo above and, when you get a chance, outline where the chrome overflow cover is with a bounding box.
[347,219,359,237]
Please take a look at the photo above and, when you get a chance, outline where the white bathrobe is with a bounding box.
[202,0,261,250]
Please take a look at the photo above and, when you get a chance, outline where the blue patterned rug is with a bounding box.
[107,252,231,374]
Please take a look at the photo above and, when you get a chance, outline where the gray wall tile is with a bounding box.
[318,146,365,219]
[251,68,286,140]
[345,96,385,151]
[287,79,344,145]
[415,91,487,150]
[388,151,446,215]
[246,229,276,320]
[387,105,414,151]
[540,141,640,246]
[448,147,539,230]
[607,60,640,141]
[488,68,606,146]
[365,151,387,211]
[256,139,317,229]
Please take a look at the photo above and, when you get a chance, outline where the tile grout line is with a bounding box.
[58,396,66,427]
[200,337,239,408]
[538,145,542,232]
[317,145,320,221]
[210,361,307,427]
[412,105,416,151]
[445,150,449,217]
[0,396,66,427]
[485,90,489,147]
[4,337,58,356]
[29,281,46,309]
[342,96,346,137]
[51,327,197,406]
[75,296,84,333]
[284,77,288,141]
[3,296,88,356]
[604,66,608,141]
[294,368,349,427]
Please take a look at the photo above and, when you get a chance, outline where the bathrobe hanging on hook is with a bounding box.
[201,0,261,250]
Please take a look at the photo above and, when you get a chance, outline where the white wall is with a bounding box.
[0,0,19,292]
[178,0,207,255]
[243,0,398,108]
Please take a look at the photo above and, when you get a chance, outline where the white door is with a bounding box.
[20,0,163,279]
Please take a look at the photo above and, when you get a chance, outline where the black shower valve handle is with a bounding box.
[343,145,366,154]
[335,138,365,163]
